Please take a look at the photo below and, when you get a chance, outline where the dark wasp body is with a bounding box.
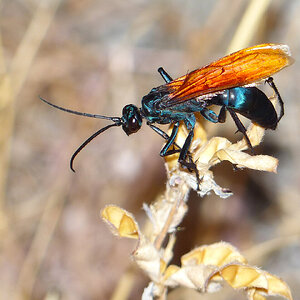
[41,67,283,182]
[40,44,292,186]
[139,68,283,176]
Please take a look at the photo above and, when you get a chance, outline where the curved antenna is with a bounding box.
[40,96,124,172]
[39,96,121,123]
[70,123,119,172]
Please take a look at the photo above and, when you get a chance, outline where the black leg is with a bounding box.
[158,67,173,83]
[266,77,284,122]
[148,123,172,141]
[179,130,193,162]
[218,105,227,123]
[177,130,201,189]
[159,122,180,157]
[227,108,254,152]
[200,107,219,123]
[148,123,181,154]
[148,122,200,190]
[148,123,197,157]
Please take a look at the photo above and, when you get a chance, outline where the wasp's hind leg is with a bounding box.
[227,108,254,153]
[266,77,284,123]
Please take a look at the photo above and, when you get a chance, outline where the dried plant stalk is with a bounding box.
[102,117,292,300]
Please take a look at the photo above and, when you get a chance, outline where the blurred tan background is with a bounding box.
[0,0,299,299]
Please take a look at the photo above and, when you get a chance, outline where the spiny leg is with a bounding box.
[227,108,254,152]
[266,77,284,122]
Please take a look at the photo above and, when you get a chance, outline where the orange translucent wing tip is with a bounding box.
[165,44,293,104]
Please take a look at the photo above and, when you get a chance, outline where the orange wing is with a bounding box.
[164,44,293,106]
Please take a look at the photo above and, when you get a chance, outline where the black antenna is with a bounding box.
[39,97,121,123]
[70,123,120,172]
[40,97,123,171]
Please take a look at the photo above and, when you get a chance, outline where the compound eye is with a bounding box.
[128,116,140,133]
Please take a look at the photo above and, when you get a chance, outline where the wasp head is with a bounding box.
[121,104,143,135]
